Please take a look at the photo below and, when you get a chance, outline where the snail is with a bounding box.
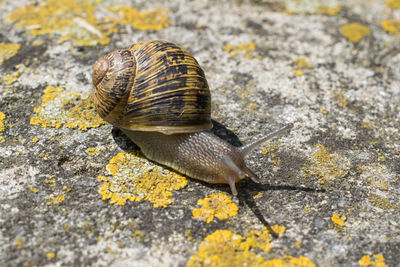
[92,40,293,196]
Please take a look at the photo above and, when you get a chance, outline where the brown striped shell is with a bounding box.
[92,40,212,134]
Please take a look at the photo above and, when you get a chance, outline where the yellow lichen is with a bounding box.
[0,112,5,133]
[31,138,39,143]
[285,0,340,16]
[317,6,341,16]
[334,91,348,108]
[368,194,397,211]
[302,144,348,184]
[331,213,345,226]
[381,20,400,34]
[0,111,6,143]
[3,71,20,85]
[359,254,387,267]
[85,147,100,156]
[98,152,187,207]
[30,86,105,130]
[192,193,238,223]
[0,43,20,64]
[340,23,371,43]
[223,42,256,58]
[292,57,312,76]
[29,187,39,193]
[8,0,116,46]
[15,238,24,249]
[253,192,263,199]
[262,141,282,166]
[386,0,400,9]
[49,194,66,204]
[105,6,171,31]
[188,226,315,267]
[46,252,55,259]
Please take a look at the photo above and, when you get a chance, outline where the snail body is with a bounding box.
[93,40,293,196]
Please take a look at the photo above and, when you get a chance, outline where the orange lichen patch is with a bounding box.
[105,6,171,31]
[30,86,105,130]
[386,0,400,9]
[331,213,345,226]
[7,0,116,46]
[381,20,400,34]
[223,42,256,59]
[340,23,371,43]
[302,144,348,184]
[98,152,187,207]
[188,226,315,267]
[85,147,100,156]
[359,254,387,267]
[192,193,238,223]
[0,43,20,64]
[262,141,282,166]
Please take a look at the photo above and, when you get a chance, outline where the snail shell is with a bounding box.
[92,40,212,134]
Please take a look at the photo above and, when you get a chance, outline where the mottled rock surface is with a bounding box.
[0,0,399,266]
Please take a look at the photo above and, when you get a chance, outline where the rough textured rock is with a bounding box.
[0,0,399,266]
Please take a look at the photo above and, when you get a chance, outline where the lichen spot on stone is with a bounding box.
[302,144,349,184]
[223,42,257,58]
[0,111,6,143]
[85,147,100,156]
[188,226,315,267]
[192,193,238,223]
[7,0,116,46]
[30,86,105,130]
[98,152,187,207]
[105,6,171,31]
[381,20,400,34]
[359,254,387,267]
[331,213,345,226]
[340,23,371,43]
[386,0,400,9]
[0,43,20,64]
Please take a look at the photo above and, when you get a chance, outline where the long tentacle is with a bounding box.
[239,123,293,157]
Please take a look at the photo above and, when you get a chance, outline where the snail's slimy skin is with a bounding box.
[122,130,246,195]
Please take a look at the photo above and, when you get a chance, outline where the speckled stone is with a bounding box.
[0,0,399,266]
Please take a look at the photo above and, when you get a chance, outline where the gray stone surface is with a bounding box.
[0,0,399,266]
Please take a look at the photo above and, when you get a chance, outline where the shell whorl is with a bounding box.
[93,40,212,134]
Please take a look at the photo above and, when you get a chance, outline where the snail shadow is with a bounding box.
[237,180,325,238]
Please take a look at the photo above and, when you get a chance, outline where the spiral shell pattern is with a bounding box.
[93,40,212,134]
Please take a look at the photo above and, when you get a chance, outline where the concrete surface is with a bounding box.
[0,0,399,266]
